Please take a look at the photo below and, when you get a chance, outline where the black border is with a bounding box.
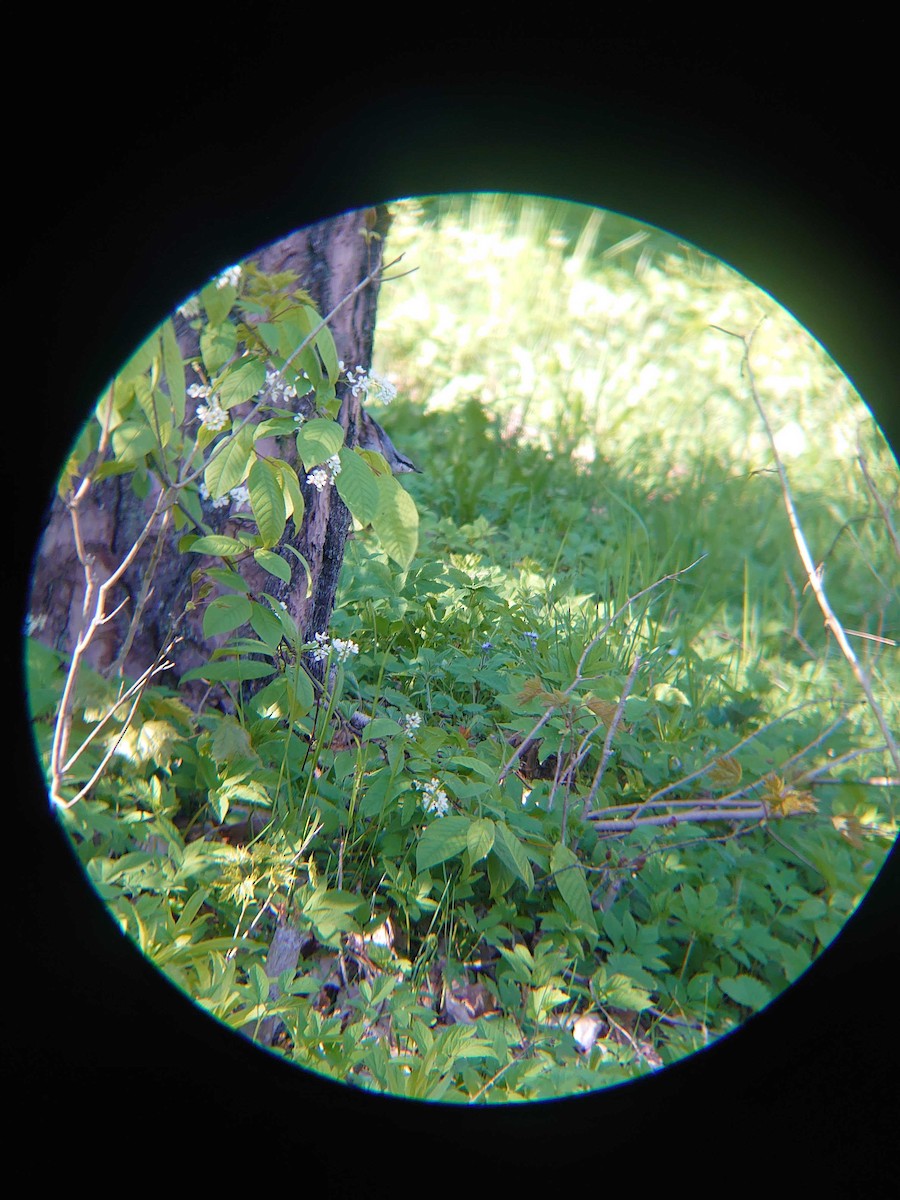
[13,33,899,1188]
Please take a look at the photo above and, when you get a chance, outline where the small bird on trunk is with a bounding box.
[357,408,421,474]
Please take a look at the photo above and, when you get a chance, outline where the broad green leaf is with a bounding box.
[204,423,255,498]
[203,594,252,638]
[492,822,534,891]
[200,321,237,374]
[372,473,419,570]
[550,842,596,930]
[111,420,157,463]
[448,756,496,780]
[188,535,247,557]
[116,333,158,389]
[209,717,255,764]
[180,659,274,683]
[253,548,292,584]
[203,567,250,592]
[284,663,314,713]
[466,818,495,863]
[267,458,304,531]
[718,974,773,1011]
[161,318,185,425]
[496,942,534,984]
[263,593,300,642]
[200,280,237,327]
[296,418,344,468]
[415,815,471,873]
[318,324,340,382]
[249,601,285,649]
[592,968,653,1012]
[255,416,304,439]
[336,448,380,524]
[217,356,267,409]
[248,458,286,547]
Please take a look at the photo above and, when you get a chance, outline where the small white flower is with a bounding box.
[331,637,359,663]
[306,454,342,490]
[310,631,359,663]
[306,467,330,492]
[229,484,250,504]
[196,396,229,431]
[216,265,242,290]
[261,368,298,404]
[177,297,201,319]
[401,711,422,737]
[198,480,231,509]
[414,777,450,817]
[345,366,397,404]
[25,612,48,636]
[187,382,212,400]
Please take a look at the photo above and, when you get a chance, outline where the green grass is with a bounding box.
[29,193,899,1103]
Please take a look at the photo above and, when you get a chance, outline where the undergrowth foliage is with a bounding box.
[26,198,899,1103]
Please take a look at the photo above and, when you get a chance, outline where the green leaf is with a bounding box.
[249,601,285,650]
[217,356,267,409]
[248,458,286,547]
[416,815,471,873]
[200,320,237,374]
[284,663,314,713]
[204,423,255,498]
[267,458,305,532]
[550,843,596,930]
[372,473,419,570]
[161,318,185,425]
[592,969,654,1012]
[718,974,774,1011]
[255,416,303,440]
[253,548,292,584]
[317,322,340,382]
[203,567,250,592]
[188,535,247,557]
[180,659,274,683]
[336,448,380,524]
[209,717,255,764]
[203,594,252,638]
[466,818,495,863]
[492,822,534,891]
[296,418,344,468]
[200,280,236,327]
[111,420,157,463]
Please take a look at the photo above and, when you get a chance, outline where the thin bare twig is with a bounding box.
[720,323,900,776]
[581,655,642,817]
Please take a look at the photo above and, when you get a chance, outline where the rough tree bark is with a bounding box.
[28,203,393,688]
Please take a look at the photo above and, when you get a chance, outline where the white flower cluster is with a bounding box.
[310,631,359,664]
[306,454,342,492]
[189,383,229,432]
[177,296,201,320]
[216,265,242,290]
[198,481,250,509]
[415,777,450,818]
[342,363,397,405]
[25,612,47,636]
[260,368,298,405]
[400,711,422,737]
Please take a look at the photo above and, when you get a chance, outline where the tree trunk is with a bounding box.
[27,204,392,690]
